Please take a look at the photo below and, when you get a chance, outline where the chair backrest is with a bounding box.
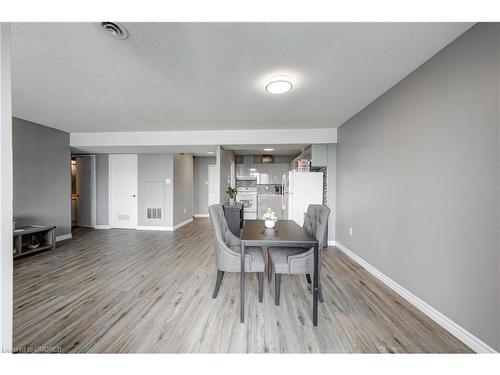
[208,204,231,246]
[303,204,330,248]
[208,204,242,271]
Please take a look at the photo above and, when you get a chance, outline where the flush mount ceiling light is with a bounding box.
[206,151,214,154]
[263,148,275,151]
[101,22,129,40]
[265,75,293,94]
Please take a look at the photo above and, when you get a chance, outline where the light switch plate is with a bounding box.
[165,178,171,184]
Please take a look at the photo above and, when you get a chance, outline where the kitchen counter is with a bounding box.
[257,194,281,197]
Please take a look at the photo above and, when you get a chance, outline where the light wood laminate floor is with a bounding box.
[13,219,472,353]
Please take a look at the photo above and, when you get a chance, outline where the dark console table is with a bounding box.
[222,203,244,237]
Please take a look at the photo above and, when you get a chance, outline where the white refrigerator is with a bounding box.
[282,171,324,226]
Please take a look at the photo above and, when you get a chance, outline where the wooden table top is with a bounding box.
[240,220,317,246]
[13,225,56,236]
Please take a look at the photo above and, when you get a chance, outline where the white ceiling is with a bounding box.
[11,22,473,133]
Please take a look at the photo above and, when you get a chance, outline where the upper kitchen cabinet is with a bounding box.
[236,154,291,183]
[236,163,247,178]
[236,162,257,179]
[262,163,289,184]
[236,162,290,184]
[256,163,271,184]
[298,144,328,168]
[311,145,328,167]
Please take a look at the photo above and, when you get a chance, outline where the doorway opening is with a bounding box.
[71,155,96,231]
[208,163,218,207]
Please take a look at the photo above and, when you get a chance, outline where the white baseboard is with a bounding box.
[136,218,194,232]
[56,233,72,242]
[94,225,111,230]
[136,225,173,231]
[136,218,193,231]
[334,241,497,354]
[194,213,209,218]
[173,217,193,230]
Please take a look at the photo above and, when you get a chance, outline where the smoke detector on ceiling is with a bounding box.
[101,22,128,40]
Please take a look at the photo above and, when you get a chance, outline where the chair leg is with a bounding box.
[275,273,281,306]
[212,270,224,299]
[268,257,273,283]
[305,274,312,284]
[258,272,264,303]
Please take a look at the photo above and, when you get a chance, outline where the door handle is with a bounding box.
[129,194,136,198]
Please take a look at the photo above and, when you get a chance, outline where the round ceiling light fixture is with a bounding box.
[265,75,293,94]
[263,148,275,152]
[101,22,129,40]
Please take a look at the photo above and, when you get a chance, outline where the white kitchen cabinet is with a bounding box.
[236,163,258,178]
[236,164,245,178]
[263,164,274,184]
[238,162,290,184]
[256,164,268,184]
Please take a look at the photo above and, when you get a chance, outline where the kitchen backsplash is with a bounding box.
[257,184,282,195]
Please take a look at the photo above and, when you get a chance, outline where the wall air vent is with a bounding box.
[101,22,129,40]
[147,208,162,219]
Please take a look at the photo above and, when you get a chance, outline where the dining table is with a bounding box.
[239,219,320,326]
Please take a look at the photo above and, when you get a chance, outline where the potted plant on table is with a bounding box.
[226,186,238,205]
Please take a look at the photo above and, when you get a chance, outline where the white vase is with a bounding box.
[264,219,275,229]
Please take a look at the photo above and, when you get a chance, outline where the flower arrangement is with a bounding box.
[262,208,277,229]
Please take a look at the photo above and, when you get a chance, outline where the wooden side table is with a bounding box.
[13,225,56,258]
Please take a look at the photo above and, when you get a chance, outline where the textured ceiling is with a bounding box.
[11,22,473,133]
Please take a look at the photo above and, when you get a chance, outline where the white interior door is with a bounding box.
[230,161,236,187]
[109,154,138,229]
[208,164,218,206]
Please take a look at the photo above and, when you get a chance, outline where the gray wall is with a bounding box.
[13,117,71,237]
[95,154,109,226]
[138,154,174,228]
[173,154,194,225]
[336,24,500,350]
[219,148,236,203]
[194,156,216,215]
[327,144,336,242]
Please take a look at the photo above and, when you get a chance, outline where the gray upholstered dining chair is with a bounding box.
[267,204,330,305]
[208,204,265,302]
